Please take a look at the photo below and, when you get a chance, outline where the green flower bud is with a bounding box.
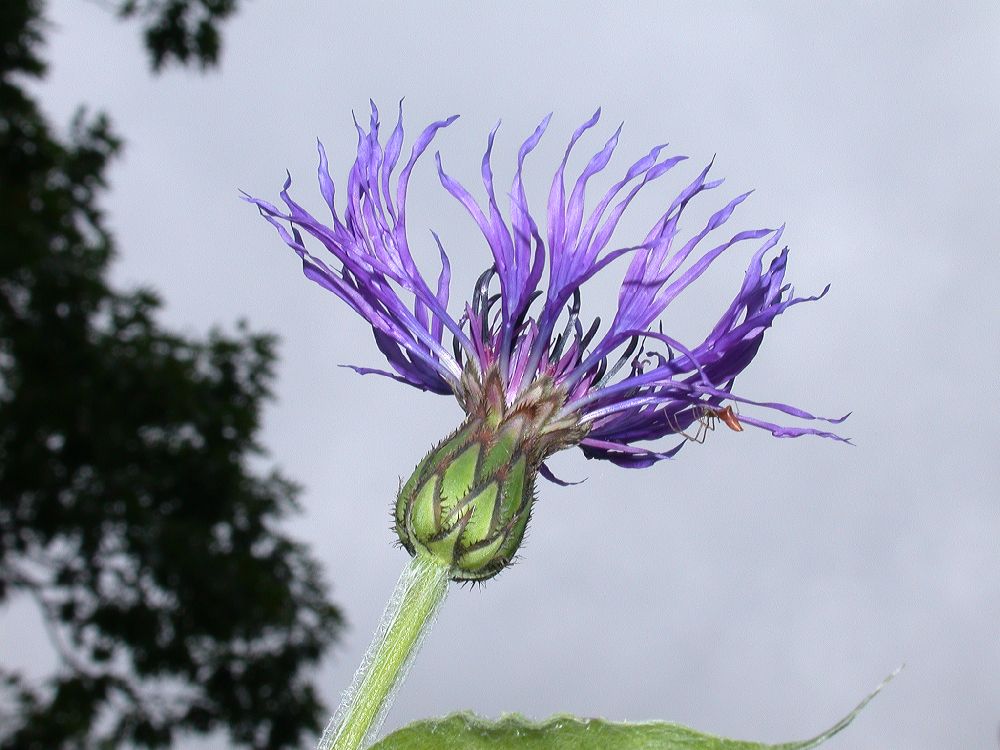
[395,367,587,581]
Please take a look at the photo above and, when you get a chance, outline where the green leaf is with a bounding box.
[371,672,895,750]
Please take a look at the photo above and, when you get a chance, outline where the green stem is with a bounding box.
[318,553,451,750]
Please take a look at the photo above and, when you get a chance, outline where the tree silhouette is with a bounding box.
[105,0,241,71]
[0,2,343,747]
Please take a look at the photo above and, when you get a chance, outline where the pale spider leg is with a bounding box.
[668,405,713,444]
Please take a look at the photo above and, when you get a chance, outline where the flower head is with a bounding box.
[246,103,846,579]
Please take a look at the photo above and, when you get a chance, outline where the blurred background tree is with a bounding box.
[0,1,344,747]
[95,0,240,71]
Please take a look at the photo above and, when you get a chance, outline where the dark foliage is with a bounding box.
[115,0,241,71]
[0,2,343,747]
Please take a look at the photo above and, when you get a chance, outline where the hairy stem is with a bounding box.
[318,553,451,750]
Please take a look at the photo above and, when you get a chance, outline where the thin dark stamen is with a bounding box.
[471,266,496,314]
[511,290,543,334]
[549,290,581,363]
[655,321,675,362]
[593,335,640,388]
[592,356,607,384]
[482,293,502,341]
[577,316,601,351]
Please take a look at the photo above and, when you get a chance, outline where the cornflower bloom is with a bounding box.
[246,103,846,583]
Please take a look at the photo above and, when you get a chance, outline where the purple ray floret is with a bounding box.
[246,103,848,469]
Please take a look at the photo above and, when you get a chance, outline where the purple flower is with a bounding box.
[246,103,847,472]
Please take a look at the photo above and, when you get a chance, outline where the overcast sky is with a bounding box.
[8,1,1000,748]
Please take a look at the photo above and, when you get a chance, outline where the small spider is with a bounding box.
[674,404,744,444]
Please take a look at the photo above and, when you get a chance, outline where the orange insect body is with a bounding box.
[717,405,744,432]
